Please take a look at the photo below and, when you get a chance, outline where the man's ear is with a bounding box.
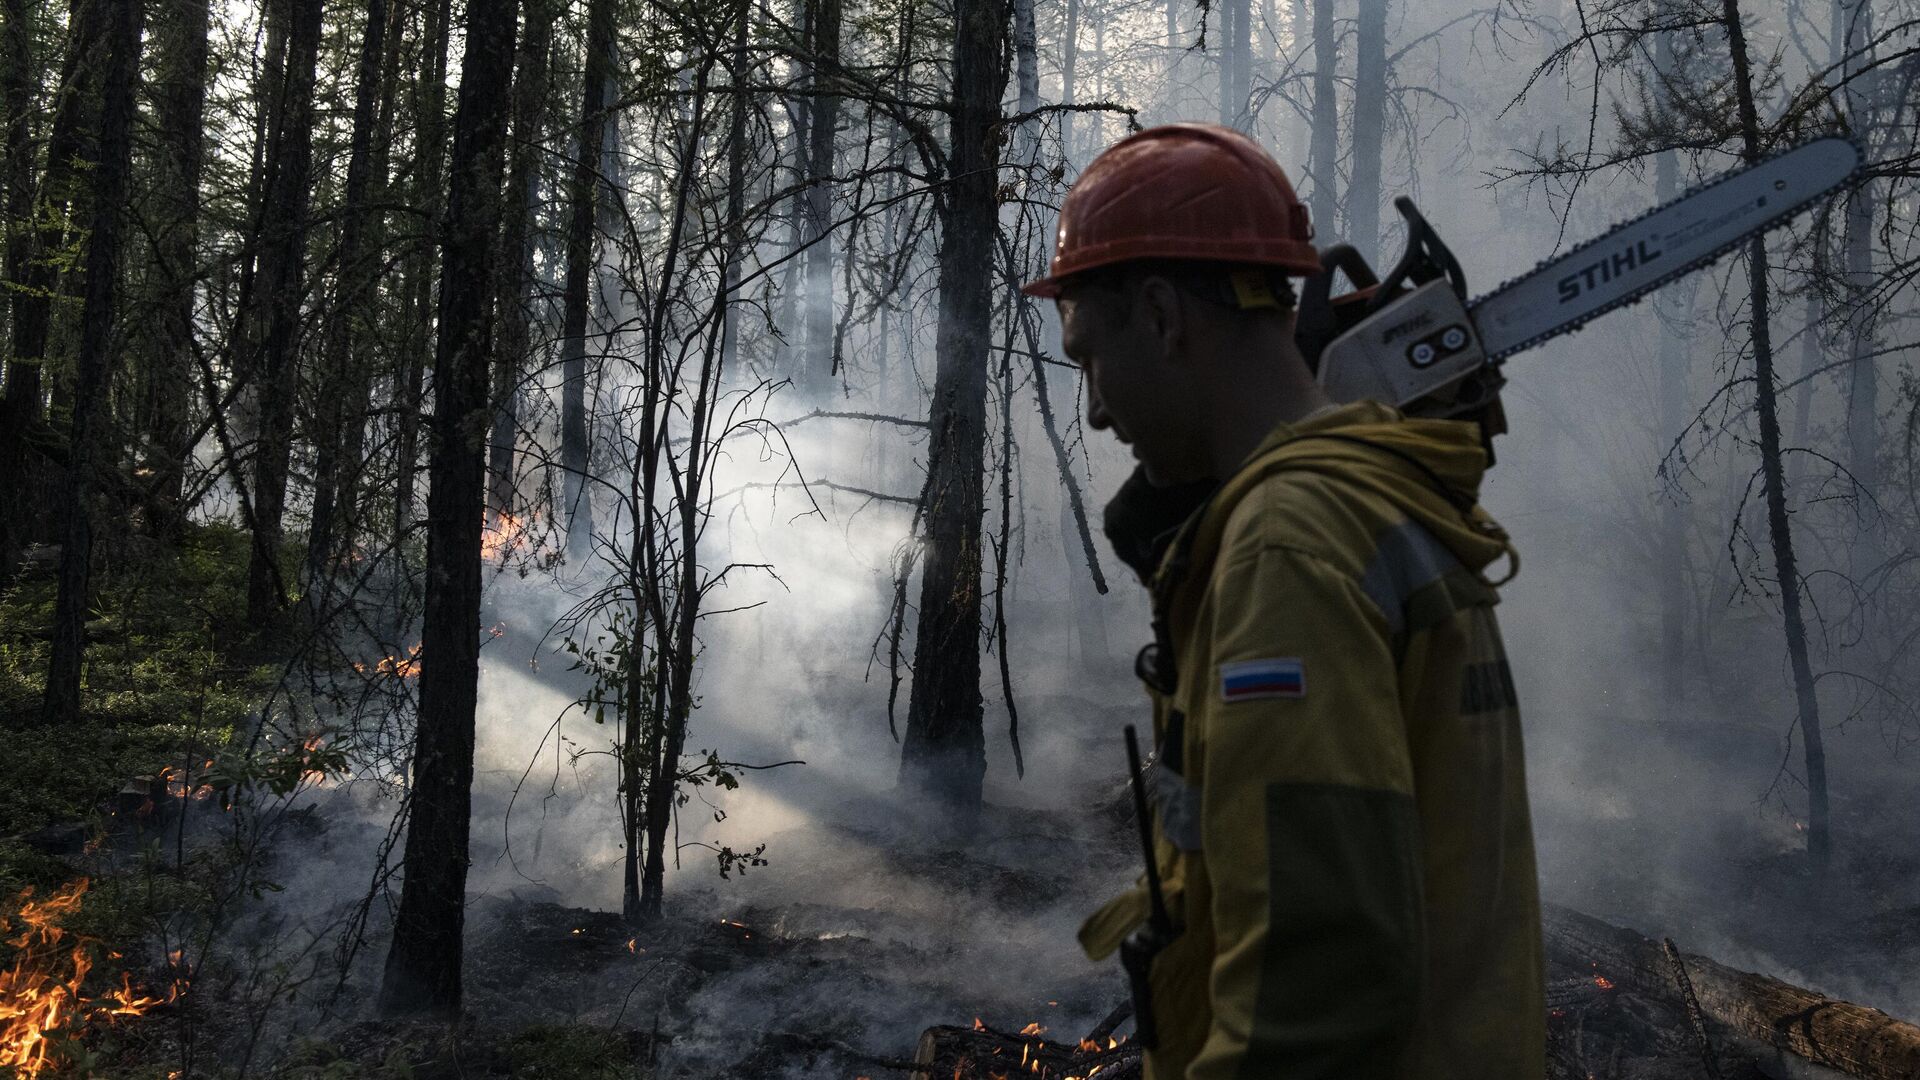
[1137,276,1184,361]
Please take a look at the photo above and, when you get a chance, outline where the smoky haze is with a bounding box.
[133,0,1917,1070]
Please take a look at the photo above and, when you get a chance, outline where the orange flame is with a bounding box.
[354,643,423,679]
[1,881,178,1077]
[482,511,541,561]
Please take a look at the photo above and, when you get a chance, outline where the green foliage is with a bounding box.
[0,524,269,861]
[504,1026,645,1080]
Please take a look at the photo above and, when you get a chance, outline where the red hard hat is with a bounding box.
[1022,123,1319,298]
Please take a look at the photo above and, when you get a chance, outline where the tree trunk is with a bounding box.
[559,0,615,562]
[1653,22,1698,706]
[1062,0,1078,160]
[0,0,40,579]
[1308,0,1339,239]
[1012,0,1038,163]
[1348,0,1387,260]
[144,0,211,536]
[305,0,392,612]
[898,0,1010,826]
[1219,0,1250,129]
[242,0,324,626]
[41,0,142,726]
[3,0,103,579]
[636,56,719,923]
[1839,0,1878,574]
[378,0,517,1016]
[394,0,453,548]
[489,0,554,525]
[803,0,843,384]
[1720,0,1829,870]
[719,0,750,375]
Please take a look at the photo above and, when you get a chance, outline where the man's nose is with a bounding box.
[1086,380,1111,431]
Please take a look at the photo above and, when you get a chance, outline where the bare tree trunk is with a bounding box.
[1838,0,1878,574]
[1012,0,1038,162]
[1720,0,1829,870]
[1308,0,1339,238]
[42,0,142,726]
[489,0,554,524]
[720,0,751,374]
[1653,21,1699,706]
[145,0,211,536]
[560,0,615,562]
[1219,0,1250,129]
[305,0,392,611]
[1348,0,1387,259]
[803,0,843,384]
[243,0,324,626]
[898,0,1011,826]
[636,57,719,923]
[378,0,517,1016]
[1062,0,1078,160]
[394,0,453,548]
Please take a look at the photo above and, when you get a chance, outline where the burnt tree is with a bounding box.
[1307,0,1339,236]
[378,0,518,1015]
[42,0,143,726]
[897,0,1011,822]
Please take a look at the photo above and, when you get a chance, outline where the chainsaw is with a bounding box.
[1296,137,1863,453]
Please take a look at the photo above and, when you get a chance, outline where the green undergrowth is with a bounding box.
[0,524,276,890]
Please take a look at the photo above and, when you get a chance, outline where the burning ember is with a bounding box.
[354,643,422,679]
[1,880,181,1077]
[158,763,216,802]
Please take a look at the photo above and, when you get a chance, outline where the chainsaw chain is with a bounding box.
[1474,136,1864,363]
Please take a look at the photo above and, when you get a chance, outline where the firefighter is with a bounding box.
[1024,123,1546,1078]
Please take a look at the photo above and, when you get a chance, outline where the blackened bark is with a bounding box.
[560,0,615,561]
[897,0,1011,823]
[719,0,751,374]
[146,0,211,533]
[1719,0,1828,869]
[243,0,324,624]
[490,0,553,523]
[395,0,453,544]
[378,0,517,1015]
[42,0,142,726]
[305,0,392,609]
[1348,0,1387,259]
[803,0,843,383]
[1308,0,1338,237]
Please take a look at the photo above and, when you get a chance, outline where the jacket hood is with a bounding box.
[1249,401,1514,577]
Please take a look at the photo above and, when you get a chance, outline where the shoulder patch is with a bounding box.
[1220,657,1306,703]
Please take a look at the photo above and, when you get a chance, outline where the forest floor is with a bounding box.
[4,529,1916,1078]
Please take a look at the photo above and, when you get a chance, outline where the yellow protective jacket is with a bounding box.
[1082,401,1545,1080]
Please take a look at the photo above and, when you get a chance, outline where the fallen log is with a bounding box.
[911,1015,1139,1079]
[1545,902,1920,1080]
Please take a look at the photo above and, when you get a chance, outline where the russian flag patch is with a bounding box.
[1219,657,1306,703]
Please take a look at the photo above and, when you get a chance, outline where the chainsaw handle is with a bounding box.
[1367,197,1469,316]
